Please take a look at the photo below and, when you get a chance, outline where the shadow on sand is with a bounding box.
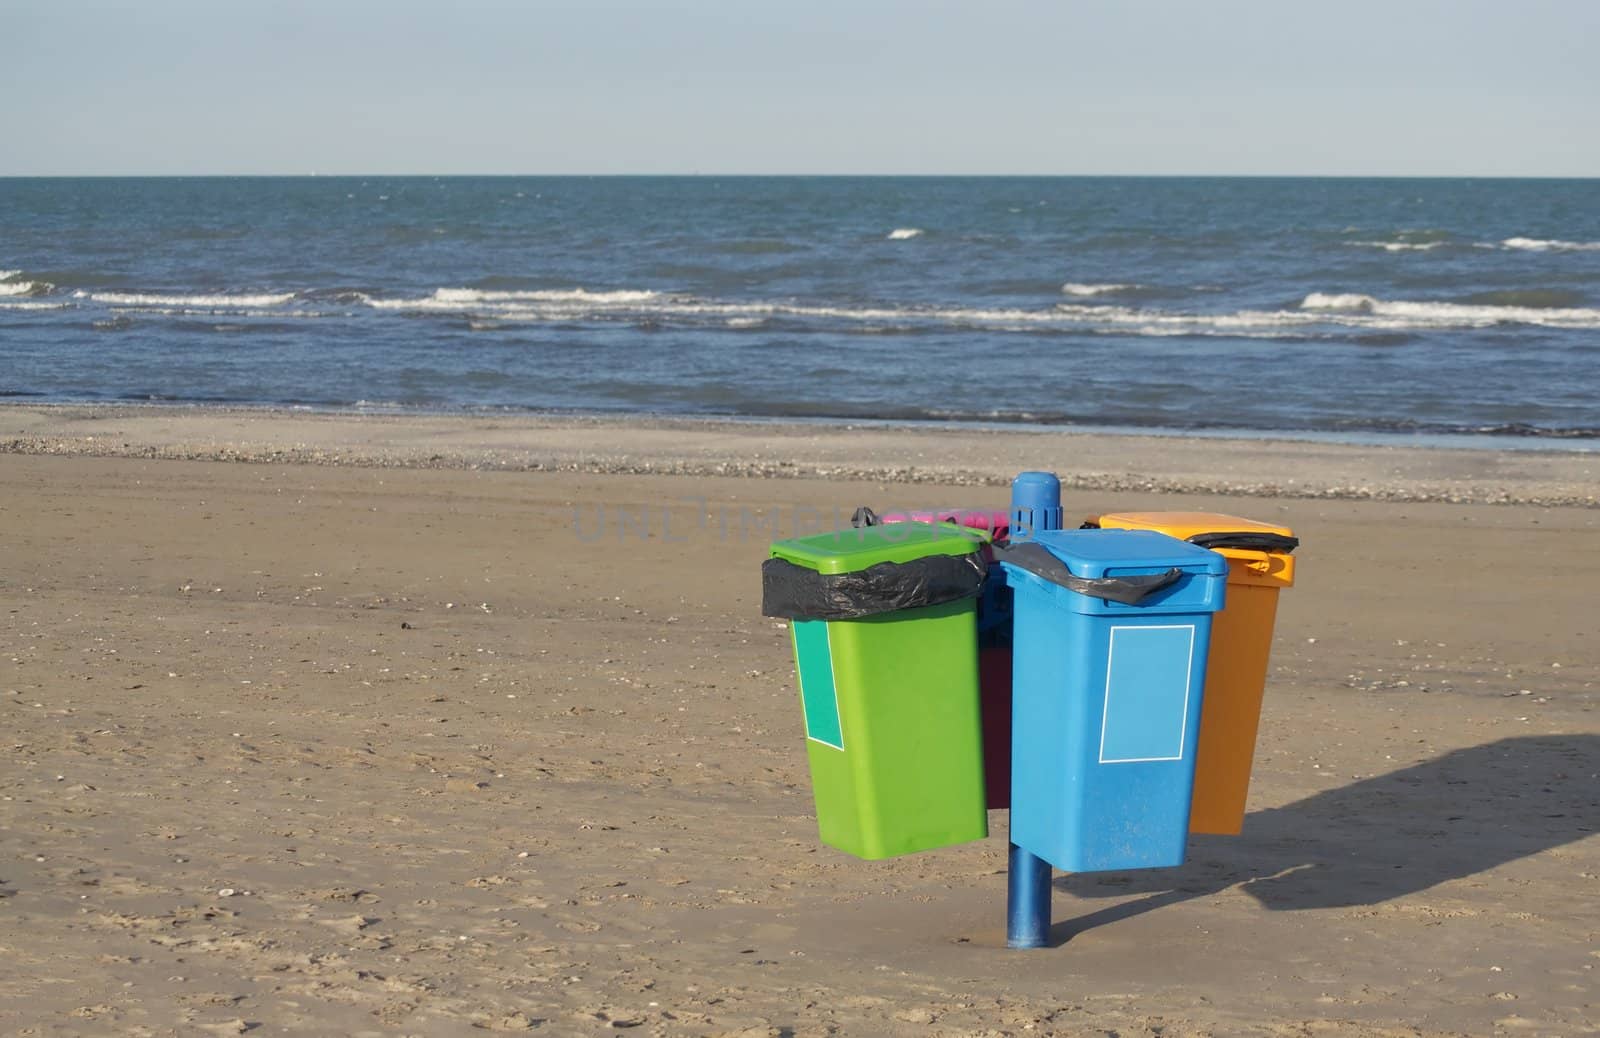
[1046,734,1600,946]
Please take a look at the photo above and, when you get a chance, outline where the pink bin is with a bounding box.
[877,510,1010,560]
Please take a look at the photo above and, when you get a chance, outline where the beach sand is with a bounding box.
[1,406,1596,1036]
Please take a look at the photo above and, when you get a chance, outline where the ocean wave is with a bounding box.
[78,290,298,308]
[106,307,339,318]
[1346,240,1445,252]
[354,285,1600,334]
[1300,293,1377,313]
[1059,304,1328,333]
[0,300,71,311]
[0,279,53,297]
[371,286,1092,326]
[887,228,923,240]
[1061,282,1137,296]
[1501,237,1600,252]
[1060,295,1600,333]
[1297,291,1600,327]
[364,287,661,310]
[494,298,1056,325]
[440,287,660,304]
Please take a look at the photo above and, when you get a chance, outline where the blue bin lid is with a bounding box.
[999,528,1228,614]
[1025,528,1228,578]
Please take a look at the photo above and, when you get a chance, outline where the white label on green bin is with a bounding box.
[793,620,844,750]
[1099,624,1195,764]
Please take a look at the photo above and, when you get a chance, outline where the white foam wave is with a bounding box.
[351,285,1600,335]
[1501,237,1600,252]
[107,307,336,318]
[0,300,71,311]
[1058,294,1600,332]
[373,286,1100,327]
[484,297,1059,326]
[1299,292,1600,328]
[1347,240,1444,252]
[1055,303,1328,332]
[1061,282,1136,296]
[79,290,297,308]
[1301,292,1377,313]
[887,228,923,240]
[365,287,661,310]
[0,271,59,295]
[0,277,53,296]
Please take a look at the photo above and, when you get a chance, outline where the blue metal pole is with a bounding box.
[1009,470,1063,544]
[1007,841,1053,948]
[1005,470,1062,949]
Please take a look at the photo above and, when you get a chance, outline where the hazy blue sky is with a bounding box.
[3,0,1597,176]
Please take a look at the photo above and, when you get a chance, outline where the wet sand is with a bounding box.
[1,407,1596,1036]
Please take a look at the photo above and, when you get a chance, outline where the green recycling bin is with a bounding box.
[762,522,990,859]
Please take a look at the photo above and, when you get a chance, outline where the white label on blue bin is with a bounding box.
[1099,624,1196,764]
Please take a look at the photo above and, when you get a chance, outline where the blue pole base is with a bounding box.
[1006,842,1052,949]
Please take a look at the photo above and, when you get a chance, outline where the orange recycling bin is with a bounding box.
[1084,511,1297,835]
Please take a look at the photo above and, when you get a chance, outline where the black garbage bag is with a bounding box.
[1079,519,1299,555]
[761,551,988,621]
[1184,531,1299,553]
[994,542,1182,605]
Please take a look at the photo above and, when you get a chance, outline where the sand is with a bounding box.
[1,406,1596,1037]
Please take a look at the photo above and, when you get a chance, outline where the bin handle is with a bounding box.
[850,505,881,528]
[996,543,1184,605]
[1186,531,1299,553]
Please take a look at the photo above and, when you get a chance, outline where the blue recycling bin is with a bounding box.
[1001,529,1228,872]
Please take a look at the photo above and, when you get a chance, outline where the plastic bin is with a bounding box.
[871,510,1012,631]
[978,646,1013,809]
[762,522,990,859]
[876,509,1011,545]
[1086,511,1297,834]
[1001,529,1227,872]
[875,509,1015,809]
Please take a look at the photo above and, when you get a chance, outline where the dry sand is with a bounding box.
[1,406,1596,1037]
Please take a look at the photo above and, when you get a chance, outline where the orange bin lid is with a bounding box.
[1087,511,1296,588]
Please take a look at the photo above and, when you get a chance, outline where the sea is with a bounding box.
[3,176,1598,448]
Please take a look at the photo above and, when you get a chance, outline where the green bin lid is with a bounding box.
[769,521,987,575]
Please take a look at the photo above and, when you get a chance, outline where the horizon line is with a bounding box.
[3,171,1599,181]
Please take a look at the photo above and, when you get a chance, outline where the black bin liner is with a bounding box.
[762,551,988,621]
[1184,531,1299,553]
[1079,519,1299,555]
[995,542,1182,605]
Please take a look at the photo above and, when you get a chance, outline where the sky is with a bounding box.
[2,0,1597,177]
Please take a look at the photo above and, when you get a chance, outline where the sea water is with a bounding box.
[2,176,1597,446]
